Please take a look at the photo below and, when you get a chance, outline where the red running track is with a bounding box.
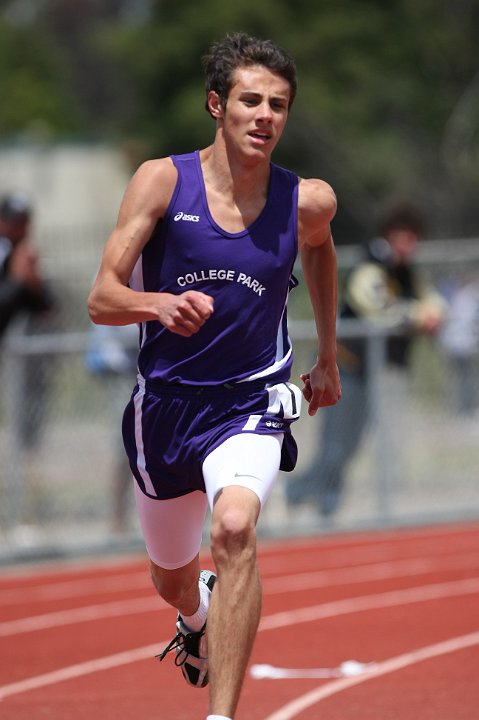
[1,521,479,719]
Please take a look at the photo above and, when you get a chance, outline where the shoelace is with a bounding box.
[156,627,204,667]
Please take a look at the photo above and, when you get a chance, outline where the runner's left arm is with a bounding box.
[298,178,341,416]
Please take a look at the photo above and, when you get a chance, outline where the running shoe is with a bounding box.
[157,569,216,688]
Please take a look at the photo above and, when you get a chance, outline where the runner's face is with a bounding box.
[216,65,291,160]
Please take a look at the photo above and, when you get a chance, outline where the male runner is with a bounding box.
[88,32,341,720]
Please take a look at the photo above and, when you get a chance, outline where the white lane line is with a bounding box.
[2,573,478,639]
[2,529,478,605]
[1,576,478,700]
[262,553,479,594]
[0,643,163,701]
[0,572,151,606]
[259,577,479,631]
[262,630,479,720]
[0,596,165,637]
[3,526,479,604]
[3,553,479,638]
[258,532,479,574]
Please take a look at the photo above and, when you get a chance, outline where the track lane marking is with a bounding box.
[262,630,479,720]
[0,596,165,637]
[262,553,479,594]
[259,577,479,631]
[0,572,151,606]
[3,523,479,600]
[2,565,479,637]
[258,529,479,573]
[0,643,163,701]
[1,576,478,700]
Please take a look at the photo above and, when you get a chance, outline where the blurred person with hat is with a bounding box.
[286,203,447,519]
[1,191,55,453]
[0,191,53,336]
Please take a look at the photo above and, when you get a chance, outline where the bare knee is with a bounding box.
[210,506,257,568]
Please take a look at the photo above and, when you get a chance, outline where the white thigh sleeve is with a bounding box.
[134,483,208,569]
[202,432,283,509]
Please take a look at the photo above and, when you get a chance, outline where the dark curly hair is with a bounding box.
[379,203,425,238]
[202,32,297,115]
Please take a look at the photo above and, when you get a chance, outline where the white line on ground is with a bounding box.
[1,576,478,700]
[259,577,479,631]
[261,630,479,720]
[250,659,374,679]
[2,524,478,603]
[0,596,165,637]
[0,572,151,606]
[0,643,163,701]
[2,554,478,636]
[262,553,479,594]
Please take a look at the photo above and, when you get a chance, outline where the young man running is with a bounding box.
[88,32,341,720]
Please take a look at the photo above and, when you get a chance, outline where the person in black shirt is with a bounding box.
[0,193,53,337]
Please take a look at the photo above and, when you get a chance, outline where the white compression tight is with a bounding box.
[134,432,283,569]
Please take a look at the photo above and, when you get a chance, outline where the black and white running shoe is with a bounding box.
[157,569,216,688]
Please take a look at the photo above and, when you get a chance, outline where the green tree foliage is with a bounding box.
[1,0,478,238]
[0,13,81,137]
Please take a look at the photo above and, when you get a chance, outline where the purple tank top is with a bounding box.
[130,150,298,385]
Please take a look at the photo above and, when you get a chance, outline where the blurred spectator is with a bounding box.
[0,192,53,336]
[86,322,138,534]
[439,275,479,415]
[0,192,55,451]
[286,203,447,519]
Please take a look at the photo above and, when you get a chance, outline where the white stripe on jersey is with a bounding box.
[133,379,157,497]
[240,296,292,382]
[129,257,144,292]
[129,258,147,349]
[240,346,292,382]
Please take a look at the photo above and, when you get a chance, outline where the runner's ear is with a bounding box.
[207,91,224,119]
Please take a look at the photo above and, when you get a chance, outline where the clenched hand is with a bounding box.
[157,290,214,337]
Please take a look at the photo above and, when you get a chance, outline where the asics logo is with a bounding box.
[174,211,200,222]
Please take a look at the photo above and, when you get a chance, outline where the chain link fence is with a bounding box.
[1,232,478,561]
